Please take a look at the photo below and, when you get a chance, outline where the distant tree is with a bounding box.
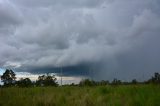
[79,79,95,86]
[36,74,58,86]
[153,72,160,83]
[16,78,33,87]
[70,83,75,86]
[111,78,121,85]
[45,75,57,86]
[122,81,130,85]
[99,80,109,86]
[147,72,160,84]
[36,75,45,86]
[1,69,16,86]
[131,79,137,84]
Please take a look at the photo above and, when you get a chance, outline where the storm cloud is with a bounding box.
[0,0,160,81]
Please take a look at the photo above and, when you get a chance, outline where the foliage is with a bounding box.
[0,70,160,87]
[98,80,109,86]
[79,79,96,86]
[111,78,122,85]
[131,79,138,84]
[36,74,58,86]
[147,72,160,84]
[0,85,160,106]
[0,69,16,86]
[0,70,160,105]
[79,72,160,86]
[16,78,33,87]
[79,79,109,86]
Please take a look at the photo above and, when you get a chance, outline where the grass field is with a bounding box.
[0,84,160,106]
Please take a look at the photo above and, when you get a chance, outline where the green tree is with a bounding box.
[79,79,95,86]
[131,79,138,84]
[36,74,58,86]
[147,72,160,84]
[16,78,33,87]
[99,80,109,86]
[111,78,121,85]
[1,69,16,86]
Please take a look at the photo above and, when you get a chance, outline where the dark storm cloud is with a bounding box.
[0,0,160,80]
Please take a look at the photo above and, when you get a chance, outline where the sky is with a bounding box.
[0,0,160,82]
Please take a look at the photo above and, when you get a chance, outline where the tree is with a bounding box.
[99,80,109,86]
[36,74,58,86]
[111,78,121,85]
[131,79,137,84]
[147,72,160,84]
[36,75,45,86]
[45,75,57,86]
[153,72,160,83]
[16,78,33,87]
[1,69,16,86]
[79,79,96,86]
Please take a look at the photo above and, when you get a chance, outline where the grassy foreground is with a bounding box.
[0,85,160,106]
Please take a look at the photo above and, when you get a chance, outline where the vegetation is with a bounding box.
[16,78,33,87]
[1,69,160,87]
[35,74,58,87]
[1,69,16,87]
[0,69,160,106]
[0,85,160,106]
[146,72,160,84]
[1,69,58,87]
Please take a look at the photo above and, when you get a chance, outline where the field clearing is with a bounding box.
[0,85,160,106]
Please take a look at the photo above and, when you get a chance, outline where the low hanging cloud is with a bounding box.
[0,0,160,80]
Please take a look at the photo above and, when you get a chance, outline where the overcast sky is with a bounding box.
[0,0,160,81]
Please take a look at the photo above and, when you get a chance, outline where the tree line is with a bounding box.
[0,69,58,87]
[0,69,160,87]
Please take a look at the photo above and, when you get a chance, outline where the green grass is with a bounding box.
[0,85,160,106]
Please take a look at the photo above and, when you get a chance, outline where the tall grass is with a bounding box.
[0,84,160,106]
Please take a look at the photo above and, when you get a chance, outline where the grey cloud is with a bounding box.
[0,0,160,80]
[0,0,22,27]
[11,0,106,8]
